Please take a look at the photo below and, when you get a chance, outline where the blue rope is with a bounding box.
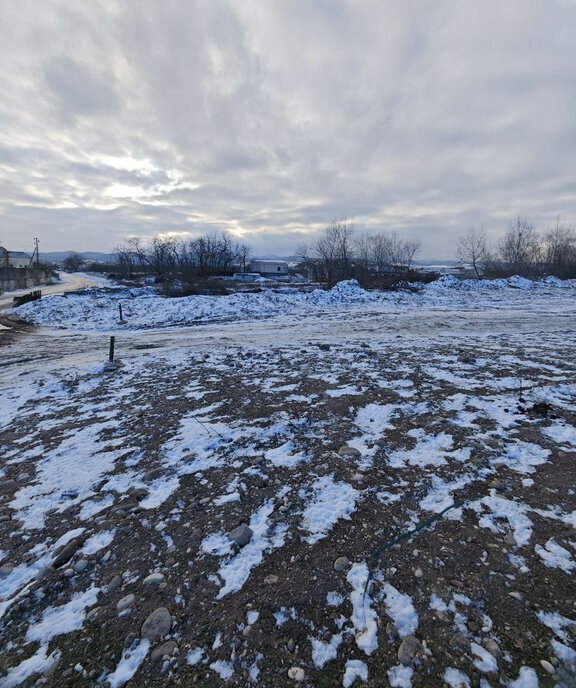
[362,494,485,603]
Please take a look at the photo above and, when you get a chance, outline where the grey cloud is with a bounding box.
[42,56,120,124]
[1,0,576,258]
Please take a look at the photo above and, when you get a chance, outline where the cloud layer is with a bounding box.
[1,0,575,256]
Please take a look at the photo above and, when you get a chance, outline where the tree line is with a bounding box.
[114,233,250,279]
[298,218,421,288]
[458,216,576,279]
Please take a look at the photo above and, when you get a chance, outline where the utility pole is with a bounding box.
[28,237,39,268]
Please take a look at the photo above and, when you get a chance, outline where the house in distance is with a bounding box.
[249,259,289,276]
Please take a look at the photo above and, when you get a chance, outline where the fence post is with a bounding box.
[109,336,115,363]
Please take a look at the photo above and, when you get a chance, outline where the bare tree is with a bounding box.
[543,215,576,276]
[312,218,356,287]
[499,216,541,275]
[62,254,84,272]
[457,226,488,278]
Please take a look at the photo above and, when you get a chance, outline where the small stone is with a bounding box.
[338,446,361,458]
[0,514,10,523]
[151,640,178,663]
[264,574,279,584]
[108,575,122,592]
[52,540,82,569]
[85,606,102,621]
[144,467,164,482]
[509,591,523,601]
[35,566,50,581]
[333,556,350,572]
[62,568,74,578]
[482,638,501,657]
[398,635,426,666]
[143,573,165,585]
[503,534,516,547]
[414,568,423,578]
[449,633,469,651]
[0,563,14,577]
[489,480,506,491]
[286,639,296,653]
[124,632,138,648]
[242,625,252,637]
[287,666,306,681]
[141,607,173,641]
[74,559,89,574]
[117,594,135,612]
[128,488,150,501]
[540,660,555,674]
[228,525,253,547]
[397,635,425,666]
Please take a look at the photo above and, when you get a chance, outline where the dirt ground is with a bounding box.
[1,303,575,687]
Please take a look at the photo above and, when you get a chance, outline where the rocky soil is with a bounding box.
[0,307,575,688]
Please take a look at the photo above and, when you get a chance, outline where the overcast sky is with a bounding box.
[1,0,575,258]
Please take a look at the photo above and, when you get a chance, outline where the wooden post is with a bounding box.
[109,336,115,362]
[119,303,123,321]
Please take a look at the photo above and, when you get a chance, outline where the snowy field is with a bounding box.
[1,278,575,687]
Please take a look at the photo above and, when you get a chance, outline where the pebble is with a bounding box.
[108,575,122,592]
[0,514,10,523]
[117,594,135,612]
[52,540,82,569]
[509,591,523,601]
[540,660,555,674]
[0,563,14,577]
[287,667,306,681]
[85,606,102,621]
[489,480,506,491]
[338,446,361,458]
[414,568,423,578]
[482,638,501,657]
[503,534,517,546]
[264,574,279,584]
[141,607,173,641]
[333,556,350,572]
[74,559,89,574]
[151,641,178,663]
[144,467,164,481]
[286,639,296,653]
[228,524,253,547]
[397,635,424,666]
[448,633,470,653]
[143,573,165,585]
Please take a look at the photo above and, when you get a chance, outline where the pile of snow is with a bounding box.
[11,276,576,331]
[424,274,576,292]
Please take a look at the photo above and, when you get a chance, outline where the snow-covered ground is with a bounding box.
[0,278,575,687]
[9,275,576,331]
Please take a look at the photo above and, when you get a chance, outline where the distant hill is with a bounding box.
[40,251,116,264]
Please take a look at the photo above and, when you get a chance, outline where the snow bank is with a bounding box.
[12,276,575,331]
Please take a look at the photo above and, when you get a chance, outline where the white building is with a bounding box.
[249,260,288,276]
[0,247,32,268]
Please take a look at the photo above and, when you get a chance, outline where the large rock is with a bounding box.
[228,524,253,547]
[141,607,173,641]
